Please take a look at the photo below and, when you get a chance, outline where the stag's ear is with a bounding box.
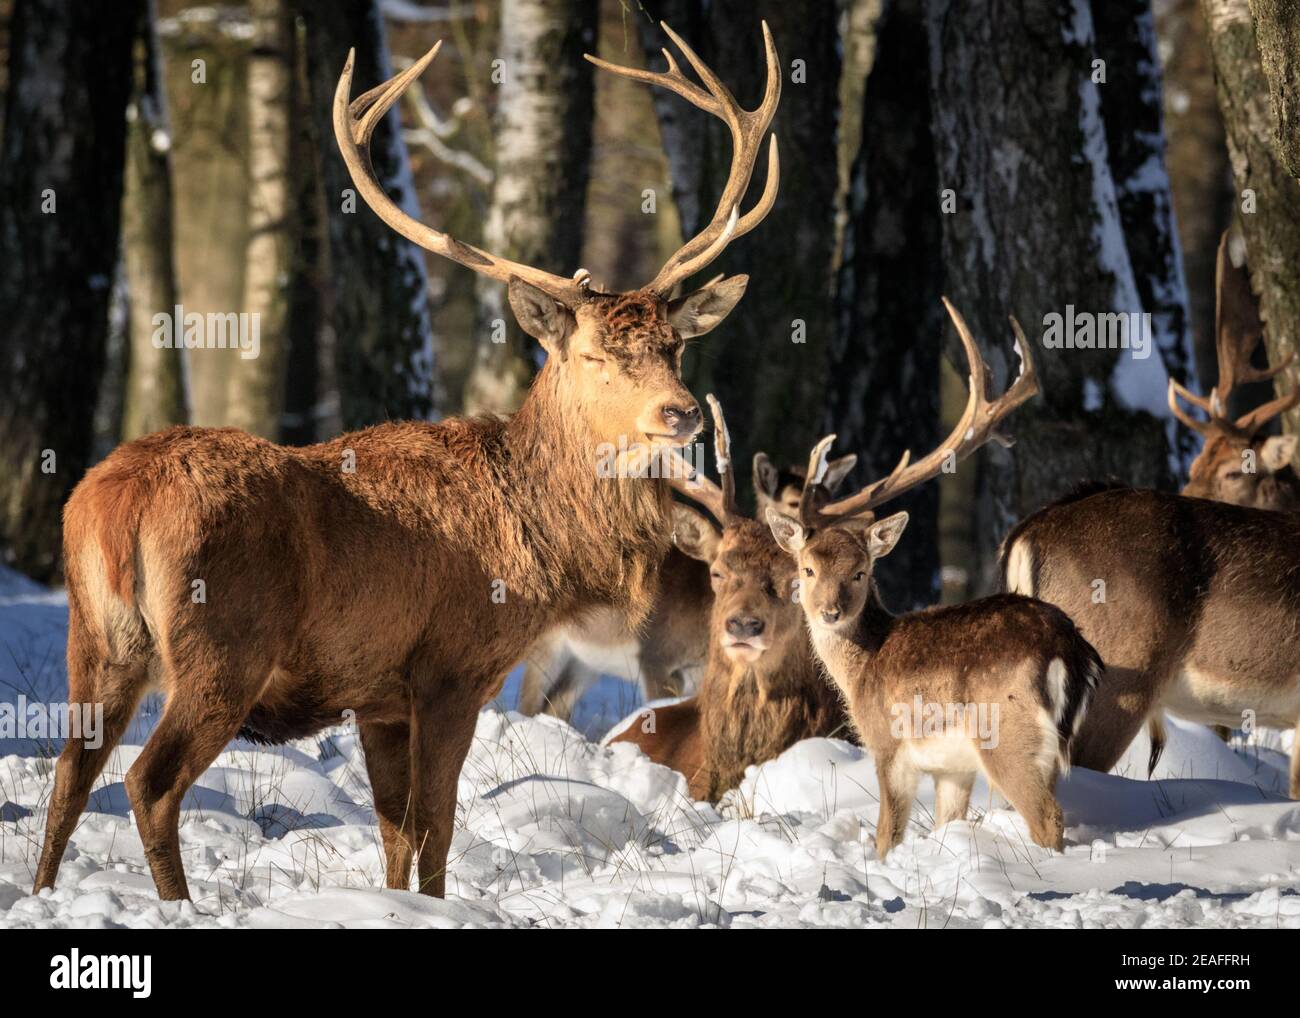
[765,507,806,555]
[753,452,780,498]
[508,277,574,355]
[824,454,858,493]
[1260,433,1298,472]
[673,504,721,563]
[866,512,909,559]
[667,275,749,338]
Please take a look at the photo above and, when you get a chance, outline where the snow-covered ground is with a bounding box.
[2,566,1297,929]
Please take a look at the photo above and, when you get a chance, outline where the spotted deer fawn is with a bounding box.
[1002,233,1300,788]
[608,398,851,800]
[767,301,1101,857]
[34,24,783,900]
[520,452,855,722]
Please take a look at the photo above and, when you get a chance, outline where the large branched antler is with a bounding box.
[587,21,781,297]
[798,298,1040,529]
[1168,232,1298,443]
[334,42,590,307]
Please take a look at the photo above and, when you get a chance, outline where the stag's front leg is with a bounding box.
[873,751,918,859]
[409,676,479,897]
[1290,718,1300,800]
[359,721,415,890]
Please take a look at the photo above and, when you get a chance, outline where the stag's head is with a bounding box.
[1169,234,1299,510]
[334,24,781,451]
[753,452,856,517]
[768,300,1040,634]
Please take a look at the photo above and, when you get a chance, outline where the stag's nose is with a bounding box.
[726,615,765,639]
[661,403,701,436]
[819,608,841,625]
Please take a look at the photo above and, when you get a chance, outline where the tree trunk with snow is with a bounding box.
[925,0,1172,593]
[0,0,138,581]
[1204,0,1300,444]
[297,0,437,432]
[1093,0,1196,466]
[826,0,942,611]
[223,0,294,440]
[461,0,597,415]
[122,0,187,441]
[640,0,841,481]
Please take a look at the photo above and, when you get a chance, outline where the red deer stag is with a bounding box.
[33,24,782,901]
[518,452,854,722]
[608,398,851,801]
[1001,234,1300,787]
[767,301,1102,857]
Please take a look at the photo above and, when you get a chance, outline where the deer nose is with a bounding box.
[726,615,765,639]
[661,403,701,435]
[819,608,841,625]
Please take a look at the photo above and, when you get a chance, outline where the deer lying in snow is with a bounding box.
[608,399,852,800]
[34,23,783,900]
[519,452,856,721]
[1001,233,1300,788]
[766,301,1102,857]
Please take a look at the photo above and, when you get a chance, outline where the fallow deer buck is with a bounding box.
[1001,234,1300,787]
[767,301,1102,857]
[608,398,851,801]
[518,451,855,722]
[33,23,783,901]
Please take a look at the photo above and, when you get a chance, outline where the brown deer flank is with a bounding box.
[767,301,1101,858]
[1003,234,1300,789]
[33,24,782,902]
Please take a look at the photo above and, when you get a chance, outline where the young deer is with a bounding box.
[518,452,855,721]
[767,301,1101,857]
[33,24,783,901]
[1002,234,1300,785]
[609,399,851,800]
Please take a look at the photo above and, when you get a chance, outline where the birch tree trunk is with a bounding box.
[462,0,597,415]
[640,0,842,479]
[122,0,187,440]
[297,0,436,431]
[1204,0,1300,444]
[0,0,138,581]
[225,0,293,439]
[826,0,942,611]
[925,0,1172,593]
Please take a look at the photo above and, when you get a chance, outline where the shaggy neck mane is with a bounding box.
[501,359,672,625]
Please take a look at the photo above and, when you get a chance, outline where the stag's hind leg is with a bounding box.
[125,646,263,901]
[359,721,416,890]
[33,651,150,892]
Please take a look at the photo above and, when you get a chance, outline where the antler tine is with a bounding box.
[815,300,1040,522]
[705,394,739,521]
[1168,379,1220,438]
[334,43,586,307]
[660,445,729,527]
[1236,387,1300,434]
[797,435,839,528]
[587,21,782,297]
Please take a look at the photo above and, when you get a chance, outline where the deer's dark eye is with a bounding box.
[853,571,866,582]
[710,571,724,582]
[581,354,605,366]
[803,567,814,577]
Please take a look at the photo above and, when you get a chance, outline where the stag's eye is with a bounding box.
[803,566,814,577]
[580,354,606,367]
[710,570,724,582]
[853,571,866,582]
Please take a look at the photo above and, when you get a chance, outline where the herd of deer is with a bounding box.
[28,24,1300,901]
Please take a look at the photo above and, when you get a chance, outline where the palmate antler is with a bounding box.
[1167,232,1299,443]
[334,23,781,304]
[798,298,1040,530]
